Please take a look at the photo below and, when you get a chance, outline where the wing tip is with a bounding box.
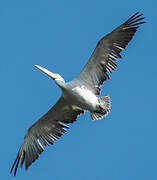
[10,156,20,176]
[125,11,146,27]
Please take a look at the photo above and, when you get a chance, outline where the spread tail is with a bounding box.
[90,95,111,120]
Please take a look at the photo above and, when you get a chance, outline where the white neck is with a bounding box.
[55,78,66,89]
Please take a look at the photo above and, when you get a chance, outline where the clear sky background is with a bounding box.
[1,0,156,180]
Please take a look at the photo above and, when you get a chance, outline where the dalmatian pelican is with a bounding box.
[10,12,145,176]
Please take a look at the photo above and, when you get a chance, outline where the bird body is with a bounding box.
[39,66,108,116]
[10,12,145,176]
[63,84,99,111]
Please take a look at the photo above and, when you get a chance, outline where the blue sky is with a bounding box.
[1,0,156,180]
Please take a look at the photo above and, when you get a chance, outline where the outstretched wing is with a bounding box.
[10,96,83,176]
[72,12,145,95]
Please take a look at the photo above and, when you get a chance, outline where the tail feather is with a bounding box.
[99,95,111,111]
[90,95,111,120]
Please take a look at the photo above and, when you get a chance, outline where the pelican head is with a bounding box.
[35,65,65,87]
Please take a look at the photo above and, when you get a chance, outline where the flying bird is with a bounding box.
[10,12,145,176]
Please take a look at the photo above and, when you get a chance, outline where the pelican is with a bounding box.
[10,12,145,176]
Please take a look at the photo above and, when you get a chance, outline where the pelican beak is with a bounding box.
[34,65,56,80]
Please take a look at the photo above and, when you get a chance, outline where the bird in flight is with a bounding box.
[10,12,145,176]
